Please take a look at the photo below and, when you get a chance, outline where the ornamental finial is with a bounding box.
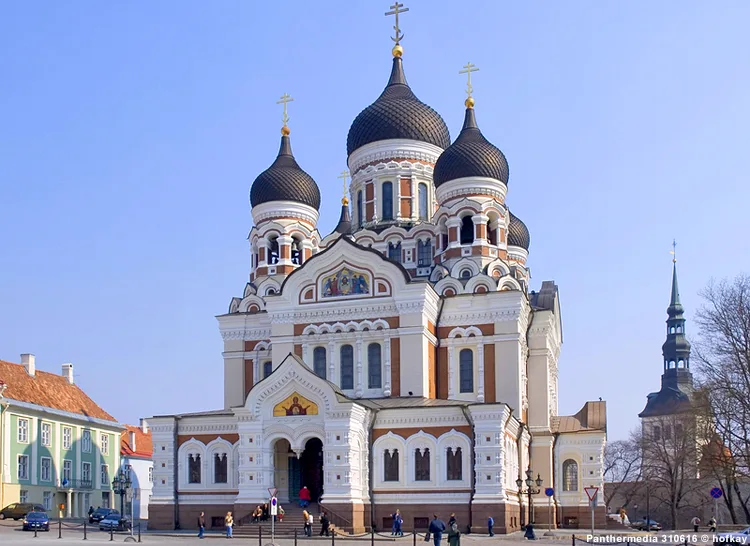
[385,2,409,57]
[670,239,677,263]
[276,93,294,135]
[459,62,479,108]
[338,170,350,205]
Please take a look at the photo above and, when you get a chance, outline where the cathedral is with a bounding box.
[148,9,607,533]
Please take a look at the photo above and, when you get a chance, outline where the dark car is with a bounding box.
[632,518,662,531]
[23,511,50,532]
[0,503,46,520]
[89,508,119,523]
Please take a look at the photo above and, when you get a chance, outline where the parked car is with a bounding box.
[631,518,662,531]
[0,503,46,520]
[99,514,131,532]
[89,508,118,523]
[714,527,750,543]
[22,511,50,532]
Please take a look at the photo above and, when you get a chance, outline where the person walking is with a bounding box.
[308,512,315,537]
[278,505,285,522]
[428,514,446,546]
[691,516,701,532]
[395,510,404,537]
[320,512,330,536]
[198,512,205,539]
[299,486,311,508]
[709,517,717,532]
[448,514,456,527]
[488,516,494,537]
[392,511,398,536]
[303,510,310,537]
[225,512,234,539]
[447,519,461,546]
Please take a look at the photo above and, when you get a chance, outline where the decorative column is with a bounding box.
[472,214,489,245]
[384,336,392,397]
[66,490,72,517]
[300,240,314,264]
[258,239,269,266]
[395,178,402,221]
[410,178,417,222]
[447,345,456,398]
[277,234,294,266]
[477,341,485,403]
[446,217,462,248]
[302,344,308,367]
[355,335,364,398]
[253,349,260,385]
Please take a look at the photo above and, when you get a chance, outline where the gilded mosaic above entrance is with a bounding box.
[321,266,370,298]
[273,392,318,416]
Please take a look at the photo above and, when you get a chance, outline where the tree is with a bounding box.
[694,274,750,524]
[603,437,642,509]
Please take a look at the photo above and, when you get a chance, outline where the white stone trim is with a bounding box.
[251,201,319,226]
[348,139,443,175]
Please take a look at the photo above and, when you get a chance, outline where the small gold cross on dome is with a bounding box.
[338,171,350,204]
[459,62,479,106]
[385,2,409,46]
[276,93,294,132]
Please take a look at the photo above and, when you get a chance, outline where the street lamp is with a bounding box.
[111,468,131,517]
[516,467,544,537]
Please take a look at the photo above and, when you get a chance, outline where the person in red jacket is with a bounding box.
[299,486,311,508]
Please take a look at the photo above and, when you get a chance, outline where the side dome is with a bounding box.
[250,133,321,210]
[508,210,530,250]
[346,56,450,156]
[433,107,509,187]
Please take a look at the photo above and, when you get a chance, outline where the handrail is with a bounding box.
[319,502,357,531]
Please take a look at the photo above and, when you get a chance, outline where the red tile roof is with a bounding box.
[121,425,153,459]
[0,359,116,422]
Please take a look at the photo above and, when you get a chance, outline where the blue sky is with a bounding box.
[1,1,748,439]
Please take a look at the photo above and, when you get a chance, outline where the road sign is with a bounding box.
[710,487,723,499]
[584,486,599,502]
[270,497,278,516]
[545,487,554,497]
[268,487,278,498]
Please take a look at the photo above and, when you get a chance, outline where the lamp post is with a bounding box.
[111,468,131,517]
[516,467,544,538]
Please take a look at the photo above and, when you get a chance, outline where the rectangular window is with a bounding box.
[382,182,393,220]
[263,361,272,378]
[148,467,153,483]
[340,345,354,390]
[41,457,52,482]
[19,490,28,503]
[41,422,51,446]
[43,491,52,511]
[62,427,72,450]
[101,464,109,487]
[418,240,432,266]
[18,418,29,443]
[18,455,29,480]
[63,460,72,482]
[82,430,92,453]
[82,462,92,485]
[101,433,109,455]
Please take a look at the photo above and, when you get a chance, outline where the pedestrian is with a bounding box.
[448,519,461,546]
[428,514,446,546]
[262,503,269,521]
[392,511,398,536]
[252,506,261,523]
[225,511,234,539]
[620,509,627,526]
[308,512,314,537]
[88,506,94,517]
[691,516,701,533]
[303,509,310,537]
[198,512,205,539]
[278,505,285,522]
[320,512,330,536]
[395,510,404,537]
[709,517,717,532]
[448,514,456,526]
[488,516,494,537]
[299,486,311,508]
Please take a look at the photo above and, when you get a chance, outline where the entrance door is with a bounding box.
[288,457,302,501]
[300,438,324,501]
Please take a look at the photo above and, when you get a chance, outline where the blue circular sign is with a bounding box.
[545,487,554,497]
[271,497,277,506]
[710,487,723,499]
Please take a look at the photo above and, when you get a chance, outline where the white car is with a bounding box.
[99,514,131,532]
[715,527,750,544]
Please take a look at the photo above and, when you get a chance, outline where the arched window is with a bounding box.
[676,326,683,333]
[418,183,428,220]
[460,216,474,244]
[388,242,402,263]
[263,361,272,378]
[367,343,382,389]
[663,425,672,440]
[214,453,227,484]
[384,449,399,481]
[340,345,354,389]
[653,426,661,441]
[670,326,675,334]
[357,190,363,227]
[459,349,474,393]
[446,447,462,481]
[382,182,393,220]
[291,238,302,265]
[415,448,430,481]
[313,347,327,379]
[562,459,578,491]
[487,221,497,245]
[268,237,279,265]
[188,454,201,484]
[418,239,432,266]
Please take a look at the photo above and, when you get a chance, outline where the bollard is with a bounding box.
[572,534,576,546]
[331,529,335,546]
[138,522,142,543]
[413,529,417,546]
[34,527,38,538]
[59,519,62,539]
[84,521,88,540]
[258,524,262,546]
[110,524,114,542]
[371,528,375,546]
[295,528,298,546]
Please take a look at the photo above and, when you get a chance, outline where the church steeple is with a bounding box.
[661,256,693,391]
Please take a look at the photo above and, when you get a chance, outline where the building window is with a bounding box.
[663,425,672,440]
[82,430,92,453]
[388,242,402,263]
[382,182,393,220]
[18,455,29,480]
[562,459,578,491]
[417,239,432,266]
[415,448,430,481]
[17,418,29,443]
[313,347,327,379]
[124,465,132,481]
[367,343,382,389]
[291,239,302,266]
[101,433,109,455]
[214,453,228,484]
[43,491,52,511]
[384,449,399,482]
[263,361,272,378]
[62,427,72,450]
[148,467,153,483]
[418,183,428,220]
[357,190,363,227]
[460,216,474,244]
[446,447,463,481]
[268,237,279,265]
[41,422,51,446]
[675,423,684,437]
[41,457,52,482]
[63,460,73,483]
[188,454,201,484]
[340,345,354,390]
[82,462,92,484]
[101,464,109,486]
[459,349,474,393]
[19,490,28,503]
[653,426,661,441]
[487,221,496,245]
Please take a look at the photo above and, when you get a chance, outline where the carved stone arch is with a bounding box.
[243,283,257,298]
[360,320,374,331]
[178,438,207,487]
[498,277,522,292]
[434,277,463,297]
[318,324,332,335]
[302,324,320,336]
[248,365,335,419]
[405,430,438,452]
[262,427,296,451]
[430,264,450,283]
[372,319,389,331]
[257,277,281,297]
[345,321,359,332]
[239,295,266,313]
[255,341,271,353]
[292,425,326,453]
[450,258,481,279]
[205,437,235,486]
[229,297,241,314]
[465,273,496,294]
[485,259,511,279]
[331,322,346,333]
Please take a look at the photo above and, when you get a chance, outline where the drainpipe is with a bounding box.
[0,394,8,509]
[434,297,445,397]
[173,416,181,530]
[551,432,560,528]
[367,410,378,532]
[459,406,476,533]
[517,423,526,528]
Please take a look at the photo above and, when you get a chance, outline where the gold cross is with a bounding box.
[670,239,677,263]
[459,62,480,100]
[338,170,350,204]
[385,2,409,45]
[276,93,294,127]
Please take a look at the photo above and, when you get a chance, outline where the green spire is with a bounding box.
[670,261,681,307]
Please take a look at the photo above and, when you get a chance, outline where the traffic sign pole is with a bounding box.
[584,487,599,537]
[710,487,723,525]
[270,497,277,544]
[544,487,555,534]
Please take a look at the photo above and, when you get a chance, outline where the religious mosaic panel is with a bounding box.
[272,392,319,416]
[321,266,370,298]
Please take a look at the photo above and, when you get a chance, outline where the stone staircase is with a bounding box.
[234,503,331,537]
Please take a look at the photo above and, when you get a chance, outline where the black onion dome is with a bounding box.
[250,134,321,210]
[433,107,509,187]
[346,56,451,156]
[508,210,530,250]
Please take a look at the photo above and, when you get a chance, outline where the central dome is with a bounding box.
[347,56,450,156]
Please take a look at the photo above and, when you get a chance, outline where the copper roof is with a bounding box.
[551,401,607,433]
